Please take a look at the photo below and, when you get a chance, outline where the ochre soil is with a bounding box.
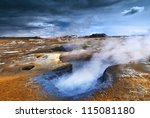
[0,37,150,101]
[85,77,150,101]
[0,72,46,101]
[0,38,68,101]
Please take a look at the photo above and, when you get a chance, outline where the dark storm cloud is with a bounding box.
[0,0,125,36]
[0,0,125,18]
[48,20,71,28]
[0,16,43,34]
[121,6,145,16]
[0,0,123,14]
[0,0,148,37]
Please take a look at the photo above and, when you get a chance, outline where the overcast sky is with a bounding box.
[0,0,150,37]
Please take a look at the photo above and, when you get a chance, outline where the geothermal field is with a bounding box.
[0,35,150,101]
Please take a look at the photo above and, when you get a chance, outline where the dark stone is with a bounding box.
[98,65,121,82]
[52,63,72,76]
[60,35,77,39]
[47,63,72,80]
[50,46,66,52]
[22,64,35,70]
[84,33,107,38]
[27,45,67,54]
[60,52,92,62]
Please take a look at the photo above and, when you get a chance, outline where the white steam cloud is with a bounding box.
[54,36,150,96]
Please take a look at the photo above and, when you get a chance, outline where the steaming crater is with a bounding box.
[32,36,150,100]
[32,60,113,99]
[33,62,150,100]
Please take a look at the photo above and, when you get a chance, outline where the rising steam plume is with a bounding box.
[54,36,150,96]
[33,35,150,97]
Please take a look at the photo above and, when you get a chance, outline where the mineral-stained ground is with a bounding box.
[0,36,150,101]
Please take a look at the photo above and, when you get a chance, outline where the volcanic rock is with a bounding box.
[60,50,92,62]
[22,64,35,71]
[46,63,72,80]
[94,63,150,101]
[100,63,150,82]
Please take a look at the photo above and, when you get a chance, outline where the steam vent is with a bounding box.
[0,36,150,100]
